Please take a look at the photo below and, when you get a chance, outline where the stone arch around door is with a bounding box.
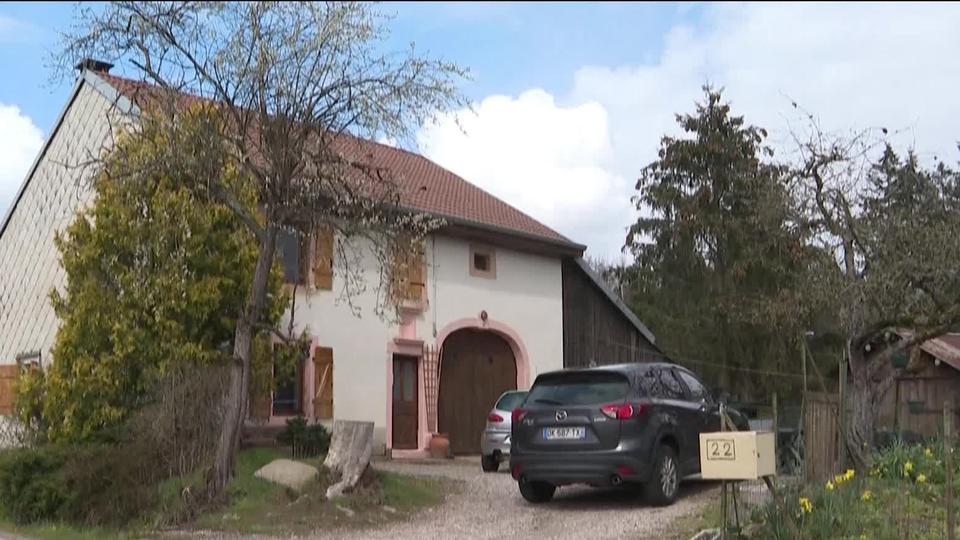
[436,318,530,454]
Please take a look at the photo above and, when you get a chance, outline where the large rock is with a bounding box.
[254,458,319,493]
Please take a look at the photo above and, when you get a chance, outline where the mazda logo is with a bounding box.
[556,410,567,421]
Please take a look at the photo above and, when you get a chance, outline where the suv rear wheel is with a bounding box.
[644,444,679,506]
[518,479,556,503]
[481,454,499,472]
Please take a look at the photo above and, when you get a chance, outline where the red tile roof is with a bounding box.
[97,73,581,250]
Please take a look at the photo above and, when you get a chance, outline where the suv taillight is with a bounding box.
[488,413,504,423]
[511,408,528,423]
[601,403,649,420]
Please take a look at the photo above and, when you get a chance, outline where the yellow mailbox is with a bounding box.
[699,431,776,480]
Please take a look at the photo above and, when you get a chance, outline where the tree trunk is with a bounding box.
[844,375,875,471]
[324,420,374,499]
[206,226,278,501]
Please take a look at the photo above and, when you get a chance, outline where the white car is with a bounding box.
[480,390,528,472]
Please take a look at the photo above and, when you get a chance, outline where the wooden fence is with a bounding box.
[804,391,840,481]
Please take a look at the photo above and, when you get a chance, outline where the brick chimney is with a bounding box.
[74,58,114,74]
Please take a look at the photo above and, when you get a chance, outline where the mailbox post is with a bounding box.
[706,407,801,539]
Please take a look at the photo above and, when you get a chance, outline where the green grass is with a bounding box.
[0,519,129,540]
[712,441,960,540]
[190,447,451,536]
[0,447,451,539]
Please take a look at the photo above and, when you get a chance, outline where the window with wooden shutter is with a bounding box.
[391,242,426,304]
[313,226,334,290]
[278,229,310,286]
[0,365,20,416]
[313,347,334,419]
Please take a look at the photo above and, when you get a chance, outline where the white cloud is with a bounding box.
[418,90,634,259]
[419,3,960,259]
[0,104,43,220]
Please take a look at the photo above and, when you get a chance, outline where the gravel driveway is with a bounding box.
[313,457,716,540]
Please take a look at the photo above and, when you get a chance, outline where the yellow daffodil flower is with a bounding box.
[799,497,813,514]
[826,480,835,491]
[904,461,914,475]
[917,474,927,484]
[861,490,872,502]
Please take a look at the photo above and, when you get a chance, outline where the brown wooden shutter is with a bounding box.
[409,246,426,301]
[392,243,426,302]
[0,365,20,416]
[313,347,334,419]
[313,226,334,290]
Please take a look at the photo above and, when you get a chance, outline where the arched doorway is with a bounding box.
[437,328,517,454]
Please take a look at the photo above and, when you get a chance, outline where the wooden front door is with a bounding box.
[438,329,517,454]
[392,355,419,449]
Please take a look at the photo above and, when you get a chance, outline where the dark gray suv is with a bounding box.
[509,363,745,505]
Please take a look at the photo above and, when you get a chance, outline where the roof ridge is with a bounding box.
[95,72,582,250]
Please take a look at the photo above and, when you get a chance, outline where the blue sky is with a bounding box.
[2,3,960,258]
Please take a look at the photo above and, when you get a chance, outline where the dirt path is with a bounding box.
[310,457,715,540]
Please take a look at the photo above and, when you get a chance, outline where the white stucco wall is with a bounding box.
[283,233,565,452]
[0,82,118,366]
[0,75,567,454]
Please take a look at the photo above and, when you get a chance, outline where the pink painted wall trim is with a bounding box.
[384,316,530,455]
[435,317,531,388]
[385,338,427,451]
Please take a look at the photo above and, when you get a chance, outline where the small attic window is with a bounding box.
[470,245,496,279]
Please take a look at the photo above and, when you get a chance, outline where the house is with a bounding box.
[877,332,960,438]
[0,61,661,456]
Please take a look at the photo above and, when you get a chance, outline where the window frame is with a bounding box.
[469,244,496,279]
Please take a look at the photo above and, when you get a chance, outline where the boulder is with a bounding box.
[254,458,319,493]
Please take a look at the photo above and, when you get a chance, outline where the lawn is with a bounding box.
[0,447,451,539]
[187,447,450,536]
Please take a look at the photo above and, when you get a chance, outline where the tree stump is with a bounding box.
[323,420,374,498]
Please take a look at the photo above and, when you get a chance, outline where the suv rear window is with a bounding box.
[527,372,629,406]
[495,391,527,411]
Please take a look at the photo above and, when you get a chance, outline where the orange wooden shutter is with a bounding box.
[313,347,334,419]
[313,226,333,290]
[409,245,426,301]
[392,243,425,302]
[0,365,20,415]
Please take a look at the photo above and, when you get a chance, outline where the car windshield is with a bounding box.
[526,372,629,406]
[495,391,528,411]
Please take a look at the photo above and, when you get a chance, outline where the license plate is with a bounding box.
[543,427,586,440]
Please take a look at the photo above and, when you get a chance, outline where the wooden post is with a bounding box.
[838,351,848,469]
[772,391,779,475]
[720,403,728,540]
[800,341,808,480]
[945,400,955,540]
[893,378,901,436]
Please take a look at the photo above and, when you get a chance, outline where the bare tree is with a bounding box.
[56,1,466,499]
[791,118,960,468]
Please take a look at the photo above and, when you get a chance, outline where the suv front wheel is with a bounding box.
[644,444,679,506]
[518,479,556,503]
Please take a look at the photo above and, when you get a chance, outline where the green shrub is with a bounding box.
[278,416,331,458]
[0,446,70,524]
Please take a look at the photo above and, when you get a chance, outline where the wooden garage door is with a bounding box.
[438,329,517,454]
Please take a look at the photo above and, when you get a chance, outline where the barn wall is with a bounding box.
[561,259,659,368]
[878,354,960,437]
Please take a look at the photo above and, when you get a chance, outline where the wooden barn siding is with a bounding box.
[561,259,659,368]
[879,359,960,437]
